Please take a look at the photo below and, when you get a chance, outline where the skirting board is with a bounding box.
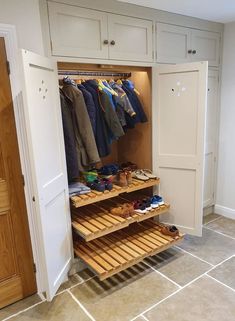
[214,204,235,220]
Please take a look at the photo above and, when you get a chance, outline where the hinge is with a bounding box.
[212,192,215,199]
[214,156,217,162]
[6,60,10,75]
[50,40,53,51]
[22,174,25,186]
[33,263,37,273]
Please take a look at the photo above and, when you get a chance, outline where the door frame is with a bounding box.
[0,23,44,298]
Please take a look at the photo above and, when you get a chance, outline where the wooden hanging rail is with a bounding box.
[72,199,170,241]
[58,70,131,78]
[70,178,160,208]
[74,220,184,280]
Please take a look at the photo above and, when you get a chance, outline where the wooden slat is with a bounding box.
[71,178,160,208]
[74,220,184,280]
[72,199,170,241]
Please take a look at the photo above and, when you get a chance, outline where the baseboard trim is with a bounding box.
[214,204,235,219]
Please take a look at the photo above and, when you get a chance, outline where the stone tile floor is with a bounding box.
[1,213,235,321]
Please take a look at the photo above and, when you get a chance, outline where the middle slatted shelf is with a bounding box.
[72,193,170,241]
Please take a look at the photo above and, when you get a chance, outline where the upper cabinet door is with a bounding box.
[21,50,72,300]
[48,2,109,59]
[153,62,208,236]
[191,30,220,67]
[108,14,153,62]
[156,23,191,64]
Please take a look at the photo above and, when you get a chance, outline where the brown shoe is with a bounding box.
[115,171,128,187]
[126,170,132,185]
[122,203,134,215]
[161,226,179,237]
[110,206,129,218]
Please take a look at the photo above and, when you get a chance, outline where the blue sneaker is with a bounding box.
[151,195,164,208]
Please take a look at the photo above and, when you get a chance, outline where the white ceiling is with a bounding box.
[118,0,235,23]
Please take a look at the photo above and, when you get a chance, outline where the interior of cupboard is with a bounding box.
[57,62,152,171]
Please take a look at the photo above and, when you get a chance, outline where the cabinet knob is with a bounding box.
[188,49,192,54]
[192,50,197,54]
[110,40,116,45]
[103,40,108,45]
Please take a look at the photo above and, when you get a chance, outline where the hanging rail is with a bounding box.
[58,70,131,78]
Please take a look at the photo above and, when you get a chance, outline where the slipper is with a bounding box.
[142,169,157,179]
[161,226,179,237]
[132,170,149,181]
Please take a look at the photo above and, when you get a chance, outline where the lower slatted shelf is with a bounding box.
[74,220,184,280]
[72,201,170,241]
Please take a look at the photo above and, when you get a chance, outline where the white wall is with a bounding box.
[0,0,44,54]
[216,21,235,219]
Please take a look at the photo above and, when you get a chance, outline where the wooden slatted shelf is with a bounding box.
[74,220,184,280]
[72,200,170,241]
[70,178,160,208]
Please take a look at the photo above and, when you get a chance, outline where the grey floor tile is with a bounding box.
[57,268,94,293]
[144,247,211,286]
[208,256,235,290]
[8,292,91,321]
[203,213,221,225]
[0,294,41,321]
[145,275,235,321]
[207,217,235,238]
[178,227,235,265]
[71,262,178,321]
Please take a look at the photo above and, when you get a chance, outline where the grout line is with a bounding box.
[203,226,235,240]
[55,275,95,296]
[67,289,96,321]
[140,314,149,321]
[144,261,182,289]
[131,253,235,321]
[1,299,46,321]
[203,216,222,226]
[205,274,235,293]
[174,246,214,266]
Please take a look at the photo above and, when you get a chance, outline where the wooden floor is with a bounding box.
[72,199,170,241]
[70,178,160,208]
[74,220,184,280]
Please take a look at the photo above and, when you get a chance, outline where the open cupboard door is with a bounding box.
[20,50,72,300]
[153,62,208,236]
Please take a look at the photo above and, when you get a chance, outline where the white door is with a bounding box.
[203,70,219,207]
[48,2,109,59]
[156,23,191,64]
[21,50,72,300]
[108,14,153,62]
[153,62,208,236]
[191,30,220,67]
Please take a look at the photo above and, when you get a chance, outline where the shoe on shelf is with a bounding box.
[121,162,138,171]
[161,225,179,237]
[152,195,165,206]
[87,179,105,192]
[122,203,134,216]
[133,200,147,214]
[98,164,119,176]
[142,169,158,179]
[142,197,152,211]
[114,170,128,187]
[126,170,132,185]
[82,170,98,183]
[110,205,129,218]
[101,178,113,191]
[150,196,159,209]
[132,170,149,181]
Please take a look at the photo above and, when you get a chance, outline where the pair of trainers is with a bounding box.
[151,195,164,208]
[133,198,152,214]
[110,203,134,218]
[87,178,113,192]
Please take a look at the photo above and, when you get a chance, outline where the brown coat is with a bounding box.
[62,84,100,170]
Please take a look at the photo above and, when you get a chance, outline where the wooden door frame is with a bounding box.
[0,23,44,298]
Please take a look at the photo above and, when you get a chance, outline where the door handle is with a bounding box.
[188,49,192,54]
[110,40,116,45]
[192,50,197,54]
[103,40,109,45]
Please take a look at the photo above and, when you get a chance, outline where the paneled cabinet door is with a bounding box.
[203,70,219,207]
[153,62,208,236]
[156,23,191,63]
[108,14,153,62]
[48,2,109,59]
[191,30,220,67]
